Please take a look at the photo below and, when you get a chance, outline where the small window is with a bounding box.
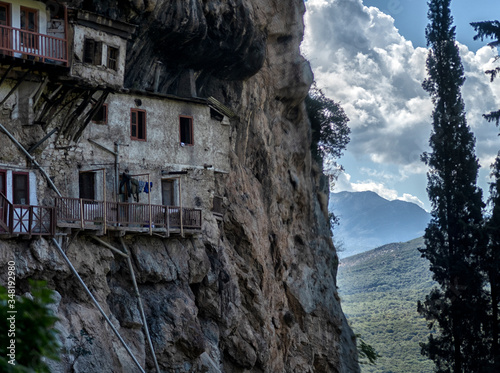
[83,38,102,65]
[107,46,119,71]
[131,109,146,141]
[179,116,193,145]
[92,104,108,124]
[13,172,29,205]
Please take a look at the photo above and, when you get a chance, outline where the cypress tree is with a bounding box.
[486,155,500,370]
[418,1,488,371]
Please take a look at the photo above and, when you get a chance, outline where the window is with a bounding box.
[79,172,95,200]
[83,38,102,65]
[179,116,193,145]
[13,172,29,205]
[0,3,11,52]
[92,104,108,124]
[0,3,10,27]
[107,46,119,71]
[131,109,146,141]
[20,7,38,49]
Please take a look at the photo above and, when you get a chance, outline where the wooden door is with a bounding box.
[20,6,38,50]
[162,180,175,206]
[79,172,95,200]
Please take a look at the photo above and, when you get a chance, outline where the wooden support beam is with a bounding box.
[0,65,14,88]
[28,127,58,154]
[0,69,31,106]
[72,90,109,142]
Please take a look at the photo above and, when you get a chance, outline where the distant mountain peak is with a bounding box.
[329,191,430,257]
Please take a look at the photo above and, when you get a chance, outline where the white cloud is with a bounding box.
[303,0,432,168]
[304,0,500,209]
[303,0,500,171]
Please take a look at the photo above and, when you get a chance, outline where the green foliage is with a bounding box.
[485,154,500,370]
[0,280,60,373]
[338,238,436,373]
[66,329,94,369]
[471,20,500,125]
[305,82,350,165]
[356,334,380,366]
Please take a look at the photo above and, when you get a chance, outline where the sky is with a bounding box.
[302,0,500,211]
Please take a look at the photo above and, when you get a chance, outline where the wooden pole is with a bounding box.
[103,168,107,234]
[148,174,152,236]
[179,177,183,237]
[120,237,161,373]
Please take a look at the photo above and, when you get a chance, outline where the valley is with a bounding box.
[337,237,436,372]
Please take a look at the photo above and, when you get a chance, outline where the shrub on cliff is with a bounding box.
[305,82,350,166]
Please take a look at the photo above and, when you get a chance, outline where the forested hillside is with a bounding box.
[337,237,435,372]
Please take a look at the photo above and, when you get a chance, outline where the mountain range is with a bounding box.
[329,191,431,257]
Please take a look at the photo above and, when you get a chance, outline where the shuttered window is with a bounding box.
[83,38,102,65]
[131,109,146,141]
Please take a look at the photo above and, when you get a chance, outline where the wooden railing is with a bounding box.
[56,197,202,233]
[0,192,55,236]
[0,25,68,66]
[0,194,201,237]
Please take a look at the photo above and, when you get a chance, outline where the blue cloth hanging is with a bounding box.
[144,182,153,193]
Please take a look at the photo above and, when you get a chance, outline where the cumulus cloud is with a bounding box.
[303,0,500,167]
[303,0,500,206]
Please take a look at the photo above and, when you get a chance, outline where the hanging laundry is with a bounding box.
[144,182,153,193]
[131,178,140,202]
[119,171,132,197]
[138,180,146,193]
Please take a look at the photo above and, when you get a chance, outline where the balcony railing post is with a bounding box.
[51,207,55,236]
[8,201,13,234]
[79,198,84,228]
[28,206,33,237]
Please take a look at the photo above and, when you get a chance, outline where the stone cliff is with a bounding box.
[1,0,359,372]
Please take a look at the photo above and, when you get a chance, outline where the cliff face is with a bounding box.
[2,1,359,372]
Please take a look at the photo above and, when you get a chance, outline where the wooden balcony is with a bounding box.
[0,193,202,238]
[0,25,68,66]
[0,192,55,236]
[55,197,202,236]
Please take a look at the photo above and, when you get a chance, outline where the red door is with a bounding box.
[20,6,38,50]
[0,2,11,53]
